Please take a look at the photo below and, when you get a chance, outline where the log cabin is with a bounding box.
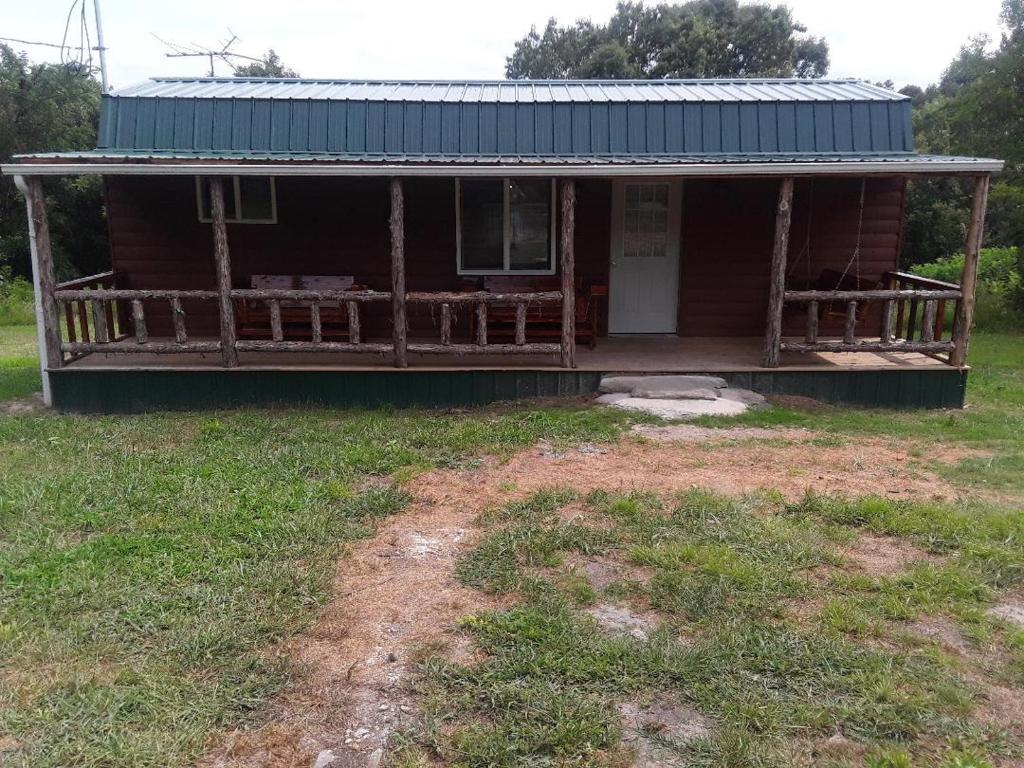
[1,77,1003,411]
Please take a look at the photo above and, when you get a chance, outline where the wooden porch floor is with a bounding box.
[62,336,952,372]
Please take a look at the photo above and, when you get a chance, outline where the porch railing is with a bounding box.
[406,291,563,355]
[49,282,566,362]
[54,274,221,355]
[779,270,962,360]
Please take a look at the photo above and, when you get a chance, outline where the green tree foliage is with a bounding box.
[902,0,1024,268]
[0,44,107,279]
[506,0,828,79]
[233,50,299,78]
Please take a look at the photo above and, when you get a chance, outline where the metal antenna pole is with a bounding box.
[93,0,109,92]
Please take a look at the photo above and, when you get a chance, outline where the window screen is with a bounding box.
[460,179,505,270]
[458,178,553,273]
[508,179,551,271]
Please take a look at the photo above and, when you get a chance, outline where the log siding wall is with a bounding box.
[105,174,902,340]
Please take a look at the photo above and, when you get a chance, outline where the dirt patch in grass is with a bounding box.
[619,694,713,767]
[197,429,991,766]
[492,433,977,502]
[633,424,815,443]
[0,392,44,414]
[199,465,517,768]
[564,552,655,591]
[838,533,945,576]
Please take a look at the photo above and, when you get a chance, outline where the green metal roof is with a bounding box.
[95,77,916,159]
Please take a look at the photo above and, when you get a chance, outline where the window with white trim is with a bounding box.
[623,183,670,258]
[456,178,555,274]
[196,176,277,224]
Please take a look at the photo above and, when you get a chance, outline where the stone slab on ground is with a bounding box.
[599,376,647,394]
[989,601,1024,627]
[631,385,720,401]
[586,604,655,640]
[619,694,713,767]
[716,388,768,409]
[608,397,749,420]
[631,374,728,394]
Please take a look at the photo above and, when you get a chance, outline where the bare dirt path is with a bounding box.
[199,428,986,767]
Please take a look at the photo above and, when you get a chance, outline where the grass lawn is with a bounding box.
[407,489,1024,767]
[0,326,40,402]
[0,325,1021,767]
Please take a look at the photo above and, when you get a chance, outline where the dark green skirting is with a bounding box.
[49,367,967,413]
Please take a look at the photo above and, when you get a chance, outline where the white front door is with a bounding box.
[608,180,682,333]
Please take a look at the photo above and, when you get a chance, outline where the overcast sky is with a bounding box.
[4,0,1006,91]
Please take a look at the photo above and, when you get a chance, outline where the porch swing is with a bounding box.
[786,179,878,327]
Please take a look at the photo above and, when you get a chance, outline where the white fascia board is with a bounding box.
[1,159,1005,177]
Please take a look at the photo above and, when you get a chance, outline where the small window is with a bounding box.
[196,176,277,224]
[622,183,670,259]
[457,178,555,274]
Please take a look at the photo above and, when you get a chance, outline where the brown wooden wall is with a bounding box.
[106,175,613,340]
[679,176,905,336]
[105,173,902,340]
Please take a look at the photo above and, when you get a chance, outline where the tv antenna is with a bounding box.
[152,29,264,76]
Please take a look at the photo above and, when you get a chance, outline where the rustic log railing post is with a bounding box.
[170,297,187,343]
[950,174,991,367]
[763,177,795,367]
[475,301,488,346]
[310,302,322,344]
[131,299,148,344]
[15,176,61,404]
[346,301,360,344]
[805,300,818,343]
[209,177,238,367]
[843,301,858,344]
[560,179,577,369]
[440,303,452,346]
[390,178,408,368]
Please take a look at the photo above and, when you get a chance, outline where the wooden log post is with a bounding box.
[475,301,488,346]
[805,300,819,343]
[209,177,238,367]
[346,301,360,344]
[440,303,452,346]
[844,301,858,344]
[19,177,62,406]
[560,179,577,368]
[91,299,109,343]
[310,302,322,343]
[170,297,187,343]
[390,178,408,368]
[515,301,527,346]
[950,174,991,367]
[880,299,895,343]
[269,299,283,341]
[763,178,795,367]
[131,299,148,344]
[920,301,937,343]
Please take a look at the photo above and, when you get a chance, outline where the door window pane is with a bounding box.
[460,179,504,270]
[622,183,670,258]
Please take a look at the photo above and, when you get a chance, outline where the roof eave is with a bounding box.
[1,157,1005,177]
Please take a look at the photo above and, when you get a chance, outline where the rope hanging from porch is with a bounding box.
[834,178,867,290]
[786,180,815,283]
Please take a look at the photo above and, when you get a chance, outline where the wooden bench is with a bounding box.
[465,276,605,349]
[235,275,359,340]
